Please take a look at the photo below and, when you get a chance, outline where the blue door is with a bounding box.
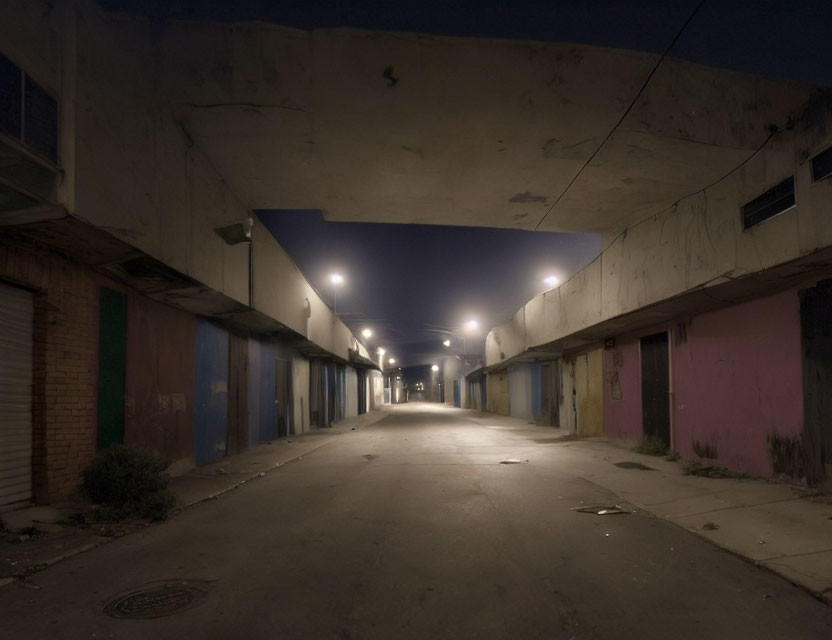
[194,320,229,465]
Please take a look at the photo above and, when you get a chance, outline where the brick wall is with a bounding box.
[0,239,121,502]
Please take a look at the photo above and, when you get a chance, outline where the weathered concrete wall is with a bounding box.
[487,93,832,366]
[124,294,195,465]
[508,364,532,422]
[672,291,804,476]
[602,338,642,443]
[52,1,358,364]
[70,2,249,306]
[292,356,310,434]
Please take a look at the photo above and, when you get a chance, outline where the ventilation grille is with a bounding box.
[0,52,58,164]
[742,176,795,230]
[812,146,832,183]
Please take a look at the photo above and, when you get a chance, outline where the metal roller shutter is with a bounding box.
[0,282,33,507]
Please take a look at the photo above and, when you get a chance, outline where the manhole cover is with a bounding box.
[104,579,213,619]
[614,461,653,470]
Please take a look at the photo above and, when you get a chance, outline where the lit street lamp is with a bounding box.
[362,328,373,338]
[543,275,559,288]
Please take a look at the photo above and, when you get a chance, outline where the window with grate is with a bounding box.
[0,52,58,165]
[741,176,795,230]
[812,146,832,183]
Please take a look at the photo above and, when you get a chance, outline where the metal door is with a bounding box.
[640,332,670,447]
[453,379,461,407]
[97,288,126,449]
[357,370,367,414]
[800,282,832,484]
[194,320,229,465]
[276,358,291,438]
[0,282,33,506]
[540,362,558,426]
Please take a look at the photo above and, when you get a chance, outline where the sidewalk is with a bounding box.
[461,408,832,606]
[0,410,389,588]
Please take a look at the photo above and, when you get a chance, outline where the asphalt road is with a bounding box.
[3,404,832,639]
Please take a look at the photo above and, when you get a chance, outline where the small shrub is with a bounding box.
[683,461,747,479]
[665,450,681,462]
[82,445,177,521]
[767,433,808,481]
[692,439,718,459]
[633,437,669,457]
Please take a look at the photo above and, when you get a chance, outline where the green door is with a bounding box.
[97,288,126,449]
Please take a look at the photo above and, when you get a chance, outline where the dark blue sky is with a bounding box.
[102,0,832,86]
[257,211,599,365]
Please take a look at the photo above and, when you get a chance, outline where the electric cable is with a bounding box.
[533,0,708,231]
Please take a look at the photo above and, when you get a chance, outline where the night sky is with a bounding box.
[102,0,832,86]
[101,1,832,364]
[257,211,599,366]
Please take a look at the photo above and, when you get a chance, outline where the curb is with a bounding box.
[171,435,337,513]
[0,415,383,589]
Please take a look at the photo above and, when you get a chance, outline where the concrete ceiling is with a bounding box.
[174,27,817,234]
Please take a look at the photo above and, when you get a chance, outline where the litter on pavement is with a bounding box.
[571,505,628,515]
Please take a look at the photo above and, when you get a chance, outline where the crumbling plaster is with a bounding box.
[487,93,832,366]
[105,13,818,235]
[2,0,358,362]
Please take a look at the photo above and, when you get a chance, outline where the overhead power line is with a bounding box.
[533,0,708,231]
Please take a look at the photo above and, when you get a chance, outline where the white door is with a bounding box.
[0,282,33,507]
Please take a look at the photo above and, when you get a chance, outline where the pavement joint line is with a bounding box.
[171,436,339,514]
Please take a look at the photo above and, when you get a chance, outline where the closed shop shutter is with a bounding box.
[0,282,33,506]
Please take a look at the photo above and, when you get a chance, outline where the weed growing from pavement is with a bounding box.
[683,461,748,479]
[633,437,669,457]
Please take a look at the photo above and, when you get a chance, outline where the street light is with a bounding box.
[329,273,344,313]
[543,275,559,288]
[378,347,385,356]
[442,339,451,347]
[388,358,396,365]
[431,364,439,372]
[465,319,479,331]
[362,328,373,338]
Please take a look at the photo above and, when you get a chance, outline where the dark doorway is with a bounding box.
[276,358,292,437]
[799,281,832,484]
[640,332,670,447]
[357,370,367,414]
[97,288,126,449]
[227,332,249,455]
[540,362,559,426]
